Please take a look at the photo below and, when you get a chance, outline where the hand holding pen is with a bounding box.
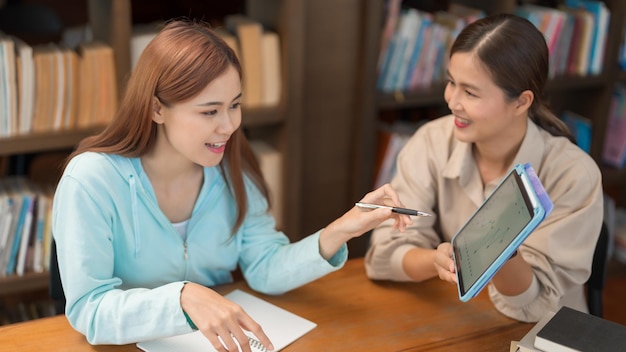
[320,183,413,259]
[355,202,432,217]
[350,184,416,233]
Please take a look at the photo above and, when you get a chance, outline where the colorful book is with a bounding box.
[602,85,626,168]
[4,178,30,276]
[381,8,419,92]
[396,9,427,91]
[376,0,402,88]
[561,110,592,153]
[564,0,610,75]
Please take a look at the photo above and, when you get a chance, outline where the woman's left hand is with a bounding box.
[434,242,457,284]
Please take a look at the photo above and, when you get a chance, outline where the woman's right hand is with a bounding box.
[180,282,274,352]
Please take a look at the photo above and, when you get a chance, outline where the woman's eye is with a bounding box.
[230,102,241,109]
[202,110,218,116]
[465,90,477,98]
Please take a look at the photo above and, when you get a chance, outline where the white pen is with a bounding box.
[355,202,432,217]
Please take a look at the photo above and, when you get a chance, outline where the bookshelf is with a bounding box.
[350,0,626,209]
[0,0,306,322]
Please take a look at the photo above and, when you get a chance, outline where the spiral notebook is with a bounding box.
[136,289,317,352]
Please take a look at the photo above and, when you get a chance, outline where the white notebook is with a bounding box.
[136,289,317,352]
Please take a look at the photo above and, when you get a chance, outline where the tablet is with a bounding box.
[451,163,553,302]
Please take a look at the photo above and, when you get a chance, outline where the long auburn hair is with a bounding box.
[68,19,269,234]
[450,14,575,143]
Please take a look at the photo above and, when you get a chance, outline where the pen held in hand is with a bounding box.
[355,202,432,217]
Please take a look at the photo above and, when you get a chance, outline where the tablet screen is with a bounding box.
[454,171,534,295]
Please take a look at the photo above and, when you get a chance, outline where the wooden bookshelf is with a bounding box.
[0,106,284,157]
[0,0,305,314]
[351,0,626,208]
[0,127,105,156]
[0,273,48,297]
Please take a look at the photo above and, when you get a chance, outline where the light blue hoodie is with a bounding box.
[52,152,347,344]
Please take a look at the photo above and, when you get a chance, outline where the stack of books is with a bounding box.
[515,306,626,351]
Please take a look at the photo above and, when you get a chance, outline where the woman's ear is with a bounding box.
[515,90,534,116]
[152,96,164,124]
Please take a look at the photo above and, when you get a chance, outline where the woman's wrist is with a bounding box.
[181,282,197,330]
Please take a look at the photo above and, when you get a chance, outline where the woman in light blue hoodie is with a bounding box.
[52,19,411,351]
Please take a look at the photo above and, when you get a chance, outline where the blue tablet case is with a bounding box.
[451,163,553,302]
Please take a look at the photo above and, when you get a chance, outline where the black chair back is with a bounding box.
[49,239,65,315]
[587,222,610,317]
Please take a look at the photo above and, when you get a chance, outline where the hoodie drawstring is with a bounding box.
[129,174,140,257]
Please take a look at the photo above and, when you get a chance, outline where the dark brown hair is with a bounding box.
[68,19,269,234]
[450,13,574,142]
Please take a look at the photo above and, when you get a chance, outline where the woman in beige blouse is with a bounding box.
[365,13,603,323]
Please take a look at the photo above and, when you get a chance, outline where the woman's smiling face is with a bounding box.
[152,65,242,167]
[444,52,522,146]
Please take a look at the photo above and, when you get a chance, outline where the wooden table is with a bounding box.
[0,258,532,351]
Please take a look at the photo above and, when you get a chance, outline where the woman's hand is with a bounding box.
[434,242,457,284]
[319,183,412,259]
[180,282,274,352]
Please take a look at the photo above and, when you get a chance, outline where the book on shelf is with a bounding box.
[564,0,610,76]
[620,23,626,70]
[249,140,283,230]
[0,181,15,275]
[260,30,281,107]
[1,177,30,276]
[12,35,35,135]
[32,191,47,273]
[31,44,50,133]
[552,10,575,77]
[32,43,68,133]
[376,3,484,92]
[0,177,53,277]
[75,41,118,129]
[51,44,66,131]
[411,22,447,89]
[380,8,421,92]
[41,185,54,273]
[225,14,264,108]
[76,42,95,129]
[214,27,241,62]
[515,4,567,78]
[602,85,626,168]
[561,110,592,153]
[404,11,432,90]
[130,22,160,70]
[533,306,626,352]
[0,35,17,137]
[394,9,427,92]
[14,178,36,277]
[223,15,282,108]
[373,120,423,189]
[60,44,80,129]
[377,0,402,76]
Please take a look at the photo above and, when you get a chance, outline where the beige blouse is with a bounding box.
[365,114,604,322]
